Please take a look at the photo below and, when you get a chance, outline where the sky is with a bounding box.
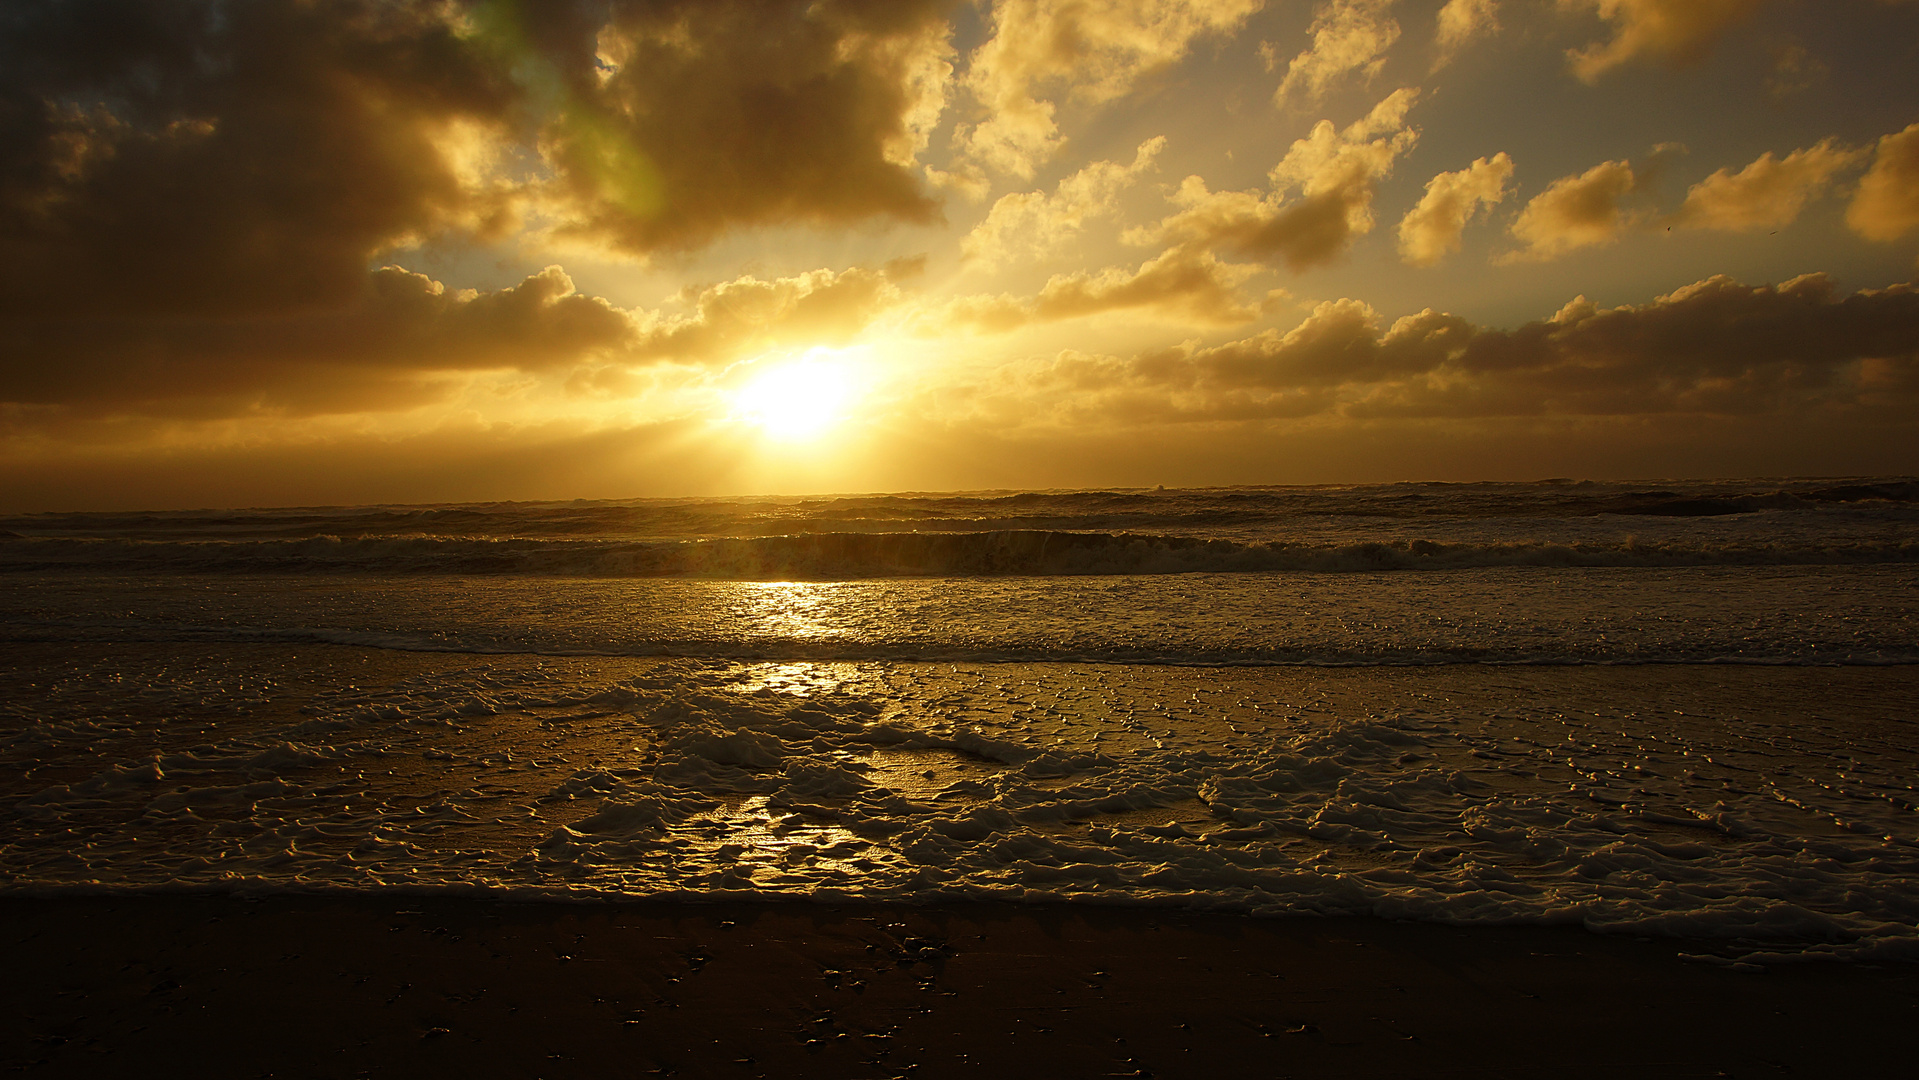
[1,0,1917,510]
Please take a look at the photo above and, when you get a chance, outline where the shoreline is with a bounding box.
[6,896,1915,1078]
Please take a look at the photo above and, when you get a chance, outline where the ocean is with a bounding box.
[4,477,1917,964]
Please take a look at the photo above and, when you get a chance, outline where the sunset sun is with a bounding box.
[732,351,859,439]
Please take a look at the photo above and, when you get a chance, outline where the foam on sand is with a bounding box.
[6,644,1915,964]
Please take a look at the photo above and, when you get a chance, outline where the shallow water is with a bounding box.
[4,643,1916,962]
[4,566,1916,665]
[4,478,1917,963]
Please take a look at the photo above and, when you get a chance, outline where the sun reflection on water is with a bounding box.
[726,580,844,644]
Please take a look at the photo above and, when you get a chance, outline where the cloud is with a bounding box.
[936,244,1264,331]
[955,0,1261,178]
[1397,152,1514,266]
[1764,43,1827,101]
[0,266,635,419]
[1847,122,1919,243]
[0,1,972,423]
[632,266,909,365]
[0,0,519,320]
[0,261,917,422]
[961,137,1166,268]
[1672,139,1863,232]
[0,0,963,323]
[1002,272,1919,423]
[0,417,753,512]
[1502,159,1638,262]
[1137,89,1420,270]
[532,0,955,254]
[1563,0,1763,82]
[1269,0,1401,107]
[1433,0,1500,69]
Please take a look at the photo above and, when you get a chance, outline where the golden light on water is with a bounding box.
[732,350,861,440]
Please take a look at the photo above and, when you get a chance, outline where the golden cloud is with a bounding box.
[935,245,1263,332]
[1136,89,1420,269]
[1847,122,1919,243]
[1433,0,1500,69]
[1672,139,1863,232]
[961,137,1166,268]
[1502,158,1638,262]
[955,0,1260,179]
[1269,0,1401,107]
[632,266,909,365]
[1563,0,1762,82]
[1397,152,1514,266]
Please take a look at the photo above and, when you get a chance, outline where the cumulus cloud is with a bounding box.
[538,0,955,253]
[1847,122,1919,243]
[1563,0,1762,82]
[632,266,909,366]
[1012,273,1919,422]
[1502,159,1638,262]
[1137,89,1420,269]
[1397,152,1514,266]
[1269,0,1402,107]
[938,245,1264,332]
[1672,139,1863,232]
[962,137,1167,268]
[955,0,1260,178]
[1433,0,1500,68]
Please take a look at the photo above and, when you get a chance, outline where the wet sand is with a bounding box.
[4,897,1915,1078]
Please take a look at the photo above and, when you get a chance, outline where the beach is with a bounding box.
[9,895,1918,1078]
[4,482,1917,1074]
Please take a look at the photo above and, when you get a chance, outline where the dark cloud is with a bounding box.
[0,0,517,319]
[1026,274,1919,421]
[529,0,952,253]
[0,266,634,418]
[0,417,748,512]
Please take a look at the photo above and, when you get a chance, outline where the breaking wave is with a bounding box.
[5,529,1918,578]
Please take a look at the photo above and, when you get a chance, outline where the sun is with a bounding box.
[732,350,860,439]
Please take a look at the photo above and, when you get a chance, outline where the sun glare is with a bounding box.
[732,351,859,439]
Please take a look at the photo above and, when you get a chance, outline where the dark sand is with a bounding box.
[3,899,1915,1078]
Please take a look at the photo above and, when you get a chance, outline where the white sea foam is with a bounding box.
[5,652,1915,963]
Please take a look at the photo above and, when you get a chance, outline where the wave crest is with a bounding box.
[5,529,1917,578]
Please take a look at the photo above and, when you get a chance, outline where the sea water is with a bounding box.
[3,478,1916,962]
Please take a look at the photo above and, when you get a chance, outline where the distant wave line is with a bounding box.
[4,529,1918,578]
